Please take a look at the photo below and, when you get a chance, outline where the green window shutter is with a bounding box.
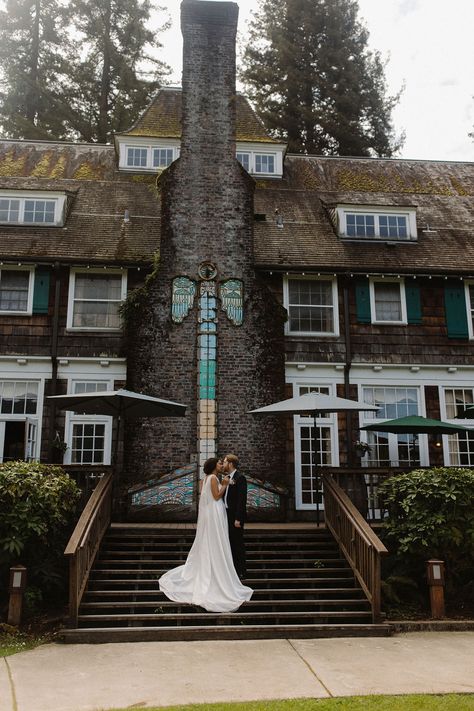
[355,278,371,323]
[405,279,422,324]
[32,269,50,314]
[444,283,469,339]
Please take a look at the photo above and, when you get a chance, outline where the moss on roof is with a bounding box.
[122,88,281,144]
[0,142,116,180]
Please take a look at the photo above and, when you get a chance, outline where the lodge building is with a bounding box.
[1,0,474,524]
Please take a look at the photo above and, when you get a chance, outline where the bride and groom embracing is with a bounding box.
[159,454,253,612]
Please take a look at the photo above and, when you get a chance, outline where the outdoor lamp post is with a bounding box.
[426,559,445,619]
[8,564,27,626]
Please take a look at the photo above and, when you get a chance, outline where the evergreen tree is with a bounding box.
[0,0,170,142]
[240,0,403,157]
[0,0,73,139]
[66,0,170,143]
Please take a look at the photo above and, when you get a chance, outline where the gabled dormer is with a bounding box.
[114,87,286,178]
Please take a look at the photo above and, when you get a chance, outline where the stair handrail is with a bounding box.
[322,473,388,623]
[64,471,113,627]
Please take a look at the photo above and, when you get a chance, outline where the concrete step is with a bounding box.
[59,623,392,643]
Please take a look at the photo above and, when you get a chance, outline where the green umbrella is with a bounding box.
[361,415,471,435]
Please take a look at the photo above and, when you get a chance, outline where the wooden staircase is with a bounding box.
[59,523,391,642]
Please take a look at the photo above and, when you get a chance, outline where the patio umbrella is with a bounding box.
[47,388,187,492]
[249,393,379,524]
[360,415,471,435]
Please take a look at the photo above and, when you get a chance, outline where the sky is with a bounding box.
[158,0,474,162]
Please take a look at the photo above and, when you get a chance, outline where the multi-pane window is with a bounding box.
[443,387,474,466]
[0,269,32,313]
[0,198,20,222]
[235,151,278,175]
[255,154,275,174]
[0,381,38,414]
[68,270,126,330]
[123,144,178,171]
[127,147,147,167]
[370,280,406,323]
[379,215,407,238]
[236,152,250,171]
[153,148,174,168]
[24,199,55,224]
[361,386,420,467]
[285,278,338,335]
[346,214,375,238]
[295,385,335,509]
[0,194,63,225]
[65,381,111,465]
[337,207,415,240]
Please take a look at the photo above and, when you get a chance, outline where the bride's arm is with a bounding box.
[210,474,229,500]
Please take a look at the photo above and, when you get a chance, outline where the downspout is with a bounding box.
[343,279,354,466]
[47,262,61,462]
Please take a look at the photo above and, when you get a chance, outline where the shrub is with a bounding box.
[379,467,474,595]
[0,461,81,608]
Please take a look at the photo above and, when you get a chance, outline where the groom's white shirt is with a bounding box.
[224,469,235,508]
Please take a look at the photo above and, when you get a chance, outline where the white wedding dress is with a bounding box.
[159,474,253,612]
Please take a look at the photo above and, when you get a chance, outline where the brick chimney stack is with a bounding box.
[180,1,239,161]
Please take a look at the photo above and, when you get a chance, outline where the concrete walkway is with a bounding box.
[1,632,474,711]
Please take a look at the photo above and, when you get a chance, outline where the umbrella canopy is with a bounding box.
[249,392,379,415]
[361,415,471,435]
[47,388,187,419]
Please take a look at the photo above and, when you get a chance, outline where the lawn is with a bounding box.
[0,628,50,657]
[109,696,474,711]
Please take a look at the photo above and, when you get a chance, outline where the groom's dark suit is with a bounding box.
[225,470,247,578]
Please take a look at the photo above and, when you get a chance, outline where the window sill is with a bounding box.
[65,327,122,333]
[0,310,32,316]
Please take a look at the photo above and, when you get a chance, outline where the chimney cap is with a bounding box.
[181,1,239,28]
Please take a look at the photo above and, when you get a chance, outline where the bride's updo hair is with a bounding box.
[203,457,219,476]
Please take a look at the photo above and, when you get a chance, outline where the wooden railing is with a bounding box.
[322,473,388,623]
[64,471,113,626]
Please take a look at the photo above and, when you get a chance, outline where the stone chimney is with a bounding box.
[126,1,286,513]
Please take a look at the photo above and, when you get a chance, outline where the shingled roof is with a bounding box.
[1,136,474,274]
[0,140,159,265]
[253,155,474,275]
[119,87,281,144]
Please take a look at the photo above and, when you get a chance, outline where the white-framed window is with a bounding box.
[236,152,250,171]
[236,150,276,175]
[0,266,34,314]
[336,205,417,241]
[63,380,113,465]
[284,276,339,336]
[294,384,339,510]
[117,139,180,172]
[441,387,474,466]
[67,269,127,331]
[0,191,67,226]
[359,386,422,467]
[369,278,407,324]
[0,380,40,462]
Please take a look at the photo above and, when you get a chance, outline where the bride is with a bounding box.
[159,457,253,612]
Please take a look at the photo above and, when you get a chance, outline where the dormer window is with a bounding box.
[335,205,417,241]
[0,191,67,226]
[235,141,285,178]
[116,137,180,172]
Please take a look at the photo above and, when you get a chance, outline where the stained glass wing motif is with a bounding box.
[220,279,243,326]
[172,276,196,323]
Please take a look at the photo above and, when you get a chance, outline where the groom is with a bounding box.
[222,453,247,579]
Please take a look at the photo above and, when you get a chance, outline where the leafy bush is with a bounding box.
[379,467,474,596]
[0,461,81,608]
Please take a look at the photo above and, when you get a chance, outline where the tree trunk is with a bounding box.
[25,0,41,127]
[97,0,111,143]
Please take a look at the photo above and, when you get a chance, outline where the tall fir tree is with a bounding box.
[0,0,74,139]
[0,0,170,141]
[240,0,403,157]
[66,0,170,143]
